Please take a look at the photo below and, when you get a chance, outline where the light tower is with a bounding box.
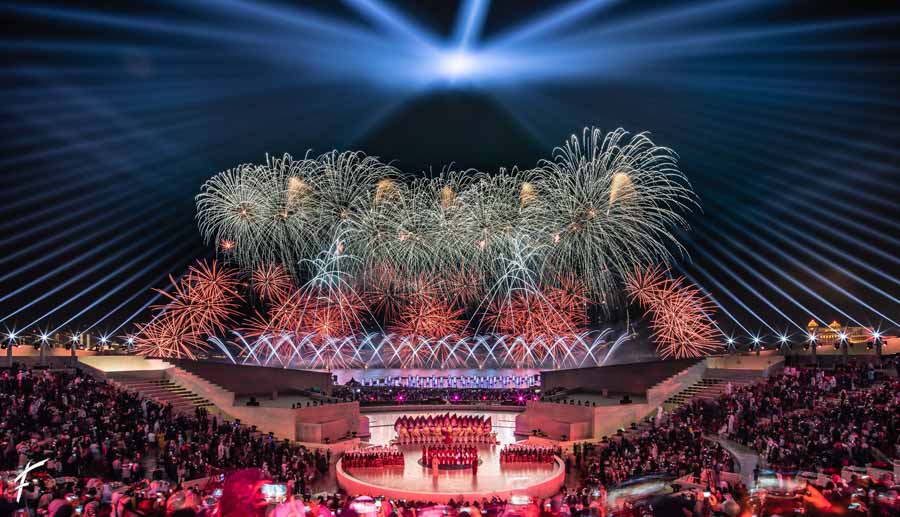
[806,319,818,362]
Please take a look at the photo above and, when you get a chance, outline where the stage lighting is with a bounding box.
[39,333,49,342]
[438,51,477,80]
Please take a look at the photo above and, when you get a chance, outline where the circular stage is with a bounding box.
[339,409,565,503]
[337,448,565,504]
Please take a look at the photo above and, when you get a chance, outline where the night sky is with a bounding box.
[2,0,898,346]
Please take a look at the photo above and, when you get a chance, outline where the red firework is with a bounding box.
[484,289,585,365]
[246,286,366,339]
[251,263,294,303]
[625,265,676,307]
[363,265,409,321]
[364,267,443,321]
[132,314,207,360]
[626,266,721,359]
[441,269,483,308]
[546,275,591,326]
[389,296,467,340]
[166,260,242,336]
[137,259,242,359]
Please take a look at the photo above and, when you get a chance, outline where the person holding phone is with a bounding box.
[213,468,272,517]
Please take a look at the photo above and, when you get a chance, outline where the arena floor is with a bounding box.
[338,410,564,502]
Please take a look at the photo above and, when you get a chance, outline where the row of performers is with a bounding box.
[421,445,479,468]
[394,413,497,445]
[342,447,404,470]
[499,445,561,464]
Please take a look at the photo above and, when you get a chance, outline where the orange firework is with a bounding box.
[175,260,242,335]
[483,289,586,365]
[626,266,721,359]
[388,296,467,367]
[132,313,208,360]
[251,263,294,303]
[625,264,675,307]
[389,296,467,340]
[546,275,591,326]
[441,268,483,308]
[137,259,243,359]
[363,265,409,321]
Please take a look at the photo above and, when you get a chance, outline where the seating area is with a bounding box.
[2,357,899,516]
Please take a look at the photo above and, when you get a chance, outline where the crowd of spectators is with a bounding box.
[572,359,900,515]
[711,364,900,473]
[576,415,736,488]
[0,366,329,516]
[3,357,900,516]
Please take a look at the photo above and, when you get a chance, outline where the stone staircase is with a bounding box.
[112,374,218,415]
[663,368,763,411]
[617,368,764,439]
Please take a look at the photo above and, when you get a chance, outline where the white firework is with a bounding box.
[195,127,697,313]
[538,127,697,308]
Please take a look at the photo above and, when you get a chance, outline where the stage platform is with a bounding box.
[338,409,564,503]
[337,448,564,504]
[365,409,520,446]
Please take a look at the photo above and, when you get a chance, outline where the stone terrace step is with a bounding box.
[661,369,765,411]
[113,376,219,415]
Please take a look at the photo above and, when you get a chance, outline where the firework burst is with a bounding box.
[251,263,294,303]
[626,266,721,359]
[134,259,242,359]
[539,128,697,310]
[196,128,696,316]
[133,314,208,360]
[390,296,467,340]
[135,127,703,367]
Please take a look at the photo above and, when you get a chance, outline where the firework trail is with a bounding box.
[251,263,294,303]
[195,129,696,313]
[134,259,242,359]
[626,266,721,358]
[139,128,700,366]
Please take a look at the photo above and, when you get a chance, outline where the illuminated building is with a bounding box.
[806,320,872,347]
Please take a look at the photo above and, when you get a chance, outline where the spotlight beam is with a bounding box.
[0,201,170,282]
[740,204,900,291]
[667,116,900,267]
[709,203,900,328]
[92,270,183,336]
[341,0,438,48]
[48,238,198,335]
[0,224,177,324]
[23,229,187,331]
[488,0,621,49]
[675,265,752,336]
[695,219,861,329]
[453,0,491,51]
[689,244,793,335]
